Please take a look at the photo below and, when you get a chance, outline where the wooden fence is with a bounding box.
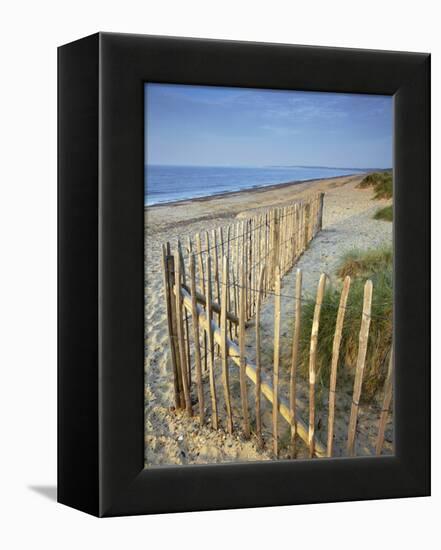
[161,193,393,458]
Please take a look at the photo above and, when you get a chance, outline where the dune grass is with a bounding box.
[336,246,393,278]
[357,171,393,200]
[297,247,393,402]
[373,205,393,222]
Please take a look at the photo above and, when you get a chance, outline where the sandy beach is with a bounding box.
[145,174,393,466]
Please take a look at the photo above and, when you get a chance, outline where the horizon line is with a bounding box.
[145,163,392,171]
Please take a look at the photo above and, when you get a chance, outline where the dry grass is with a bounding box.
[336,246,393,278]
[297,247,393,402]
[373,205,393,222]
[357,171,393,200]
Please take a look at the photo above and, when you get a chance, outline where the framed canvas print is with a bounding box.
[58,32,430,517]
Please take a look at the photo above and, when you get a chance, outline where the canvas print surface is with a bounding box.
[144,84,393,467]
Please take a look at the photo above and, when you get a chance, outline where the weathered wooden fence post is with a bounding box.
[195,233,208,372]
[178,239,191,386]
[301,203,307,252]
[234,222,240,336]
[317,192,325,232]
[166,247,184,408]
[174,251,193,416]
[327,275,351,457]
[376,347,393,455]
[161,244,181,409]
[347,279,373,456]
[189,254,204,425]
[255,265,265,448]
[273,266,282,457]
[221,255,233,434]
[273,210,280,285]
[204,254,219,430]
[290,268,302,458]
[239,261,250,438]
[211,228,221,354]
[308,273,326,458]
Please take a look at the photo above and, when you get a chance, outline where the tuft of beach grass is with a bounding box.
[356,171,393,200]
[296,247,392,402]
[373,205,393,222]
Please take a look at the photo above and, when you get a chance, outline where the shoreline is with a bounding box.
[144,172,368,209]
[145,173,370,234]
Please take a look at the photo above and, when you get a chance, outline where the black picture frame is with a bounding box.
[58,32,430,517]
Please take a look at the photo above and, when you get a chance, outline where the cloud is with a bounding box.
[261,95,349,121]
[149,84,387,124]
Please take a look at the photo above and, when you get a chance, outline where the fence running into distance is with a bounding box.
[161,192,393,458]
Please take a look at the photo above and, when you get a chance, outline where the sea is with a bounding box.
[144,164,369,206]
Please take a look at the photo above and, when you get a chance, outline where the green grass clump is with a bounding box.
[336,247,392,279]
[373,205,393,222]
[357,171,393,200]
[297,248,393,402]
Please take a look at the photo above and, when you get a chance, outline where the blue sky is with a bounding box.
[145,84,392,169]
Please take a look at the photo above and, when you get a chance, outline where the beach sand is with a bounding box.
[145,174,393,466]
